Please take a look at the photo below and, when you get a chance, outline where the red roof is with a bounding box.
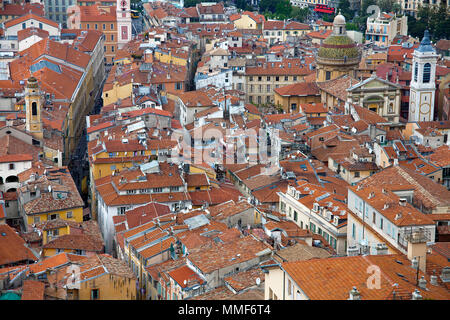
[0,154,33,163]
[0,3,44,19]
[21,280,45,300]
[123,107,173,119]
[17,27,49,42]
[167,265,205,288]
[4,13,59,29]
[0,225,38,266]
[86,121,115,134]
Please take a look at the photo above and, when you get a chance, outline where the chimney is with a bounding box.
[348,287,361,300]
[411,289,422,300]
[418,276,427,290]
[430,274,438,286]
[407,230,427,272]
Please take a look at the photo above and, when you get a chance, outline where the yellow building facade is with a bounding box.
[27,207,83,226]
[102,82,133,106]
[153,50,188,67]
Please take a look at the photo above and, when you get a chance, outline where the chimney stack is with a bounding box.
[418,276,427,290]
[348,287,361,300]
[407,230,427,272]
[430,274,438,286]
[411,289,422,300]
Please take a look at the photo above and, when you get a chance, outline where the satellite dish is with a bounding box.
[256,277,261,286]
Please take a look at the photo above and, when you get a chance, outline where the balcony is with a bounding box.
[365,29,388,35]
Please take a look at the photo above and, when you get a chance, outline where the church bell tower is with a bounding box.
[409,30,438,122]
[116,0,132,50]
[25,76,43,140]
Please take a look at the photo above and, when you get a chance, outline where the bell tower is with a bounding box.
[409,30,438,122]
[25,76,43,140]
[116,0,132,49]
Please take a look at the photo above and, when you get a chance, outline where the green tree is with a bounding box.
[235,0,253,10]
[259,0,277,13]
[338,0,354,21]
[275,0,292,17]
[184,0,202,7]
[322,13,334,22]
[378,0,397,13]
[409,4,450,41]
[291,6,309,22]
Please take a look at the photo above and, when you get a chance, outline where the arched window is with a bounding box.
[423,63,431,83]
[32,102,38,116]
[414,62,418,82]
[5,176,19,183]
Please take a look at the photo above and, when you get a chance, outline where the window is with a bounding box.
[39,23,43,29]
[87,24,90,29]
[380,217,383,230]
[153,188,163,193]
[91,289,99,300]
[284,76,288,81]
[95,24,98,30]
[9,163,14,170]
[22,23,26,29]
[66,211,73,219]
[258,76,262,81]
[372,212,376,224]
[352,223,355,239]
[111,24,114,30]
[267,76,271,81]
[48,229,59,237]
[325,71,331,80]
[288,279,292,295]
[291,103,297,111]
[276,76,279,81]
[32,102,38,116]
[103,24,106,30]
[49,214,59,220]
[414,62,418,82]
[354,172,360,178]
[111,45,115,52]
[34,216,40,224]
[294,211,298,222]
[423,63,431,83]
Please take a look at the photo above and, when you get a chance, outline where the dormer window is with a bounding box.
[313,203,319,212]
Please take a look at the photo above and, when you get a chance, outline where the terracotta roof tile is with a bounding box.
[21,280,45,300]
[281,254,450,300]
[0,225,38,266]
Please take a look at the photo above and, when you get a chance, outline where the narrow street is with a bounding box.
[68,72,109,213]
